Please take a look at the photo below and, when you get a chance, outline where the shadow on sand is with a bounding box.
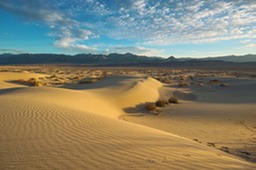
[60,75,145,90]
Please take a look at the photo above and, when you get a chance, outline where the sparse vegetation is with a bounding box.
[14,78,43,87]
[4,66,251,92]
[178,81,189,87]
[49,74,58,78]
[155,100,168,107]
[27,78,43,86]
[220,83,229,87]
[207,142,216,147]
[207,79,220,85]
[191,82,204,86]
[168,96,179,104]
[155,77,172,84]
[145,103,157,111]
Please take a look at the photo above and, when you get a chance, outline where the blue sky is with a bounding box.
[0,0,255,58]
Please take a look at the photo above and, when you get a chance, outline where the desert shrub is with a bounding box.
[178,81,189,87]
[168,96,179,104]
[49,74,58,78]
[33,80,43,86]
[191,82,204,86]
[207,79,220,85]
[188,75,194,80]
[156,77,172,84]
[219,83,229,87]
[38,77,45,80]
[145,103,157,111]
[207,142,216,147]
[155,100,167,107]
[179,75,185,80]
[27,78,43,86]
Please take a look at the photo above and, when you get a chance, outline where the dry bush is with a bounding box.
[155,77,172,84]
[179,75,185,80]
[33,80,43,86]
[220,83,229,87]
[49,74,58,78]
[178,81,189,87]
[145,103,157,111]
[38,77,45,80]
[168,96,179,104]
[13,78,42,86]
[188,75,194,80]
[155,100,168,107]
[207,79,220,85]
[72,76,80,80]
[27,78,43,86]
[191,82,204,86]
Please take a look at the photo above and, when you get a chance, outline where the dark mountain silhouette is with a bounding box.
[0,53,163,65]
[200,54,256,63]
[0,53,255,68]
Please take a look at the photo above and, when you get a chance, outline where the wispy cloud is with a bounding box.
[51,27,96,52]
[54,37,97,53]
[1,0,255,55]
[0,0,95,52]
[242,38,256,49]
[0,0,74,25]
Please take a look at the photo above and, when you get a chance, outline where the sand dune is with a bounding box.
[0,72,46,88]
[127,76,256,162]
[0,72,255,169]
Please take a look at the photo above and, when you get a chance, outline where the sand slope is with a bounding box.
[127,77,256,162]
[0,72,255,169]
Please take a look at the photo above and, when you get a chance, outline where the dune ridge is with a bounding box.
[0,72,255,169]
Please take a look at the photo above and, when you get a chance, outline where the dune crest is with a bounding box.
[113,76,162,108]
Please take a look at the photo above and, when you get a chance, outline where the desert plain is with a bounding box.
[0,65,255,169]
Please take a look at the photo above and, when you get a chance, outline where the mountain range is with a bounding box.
[0,53,255,67]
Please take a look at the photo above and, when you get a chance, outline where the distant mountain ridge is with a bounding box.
[0,53,255,66]
[201,54,256,63]
[0,53,164,65]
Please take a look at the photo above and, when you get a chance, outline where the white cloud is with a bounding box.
[104,0,256,45]
[54,29,96,52]
[1,0,256,54]
[246,43,256,48]
[133,0,147,15]
[240,39,251,44]
[0,0,98,53]
[54,37,96,52]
